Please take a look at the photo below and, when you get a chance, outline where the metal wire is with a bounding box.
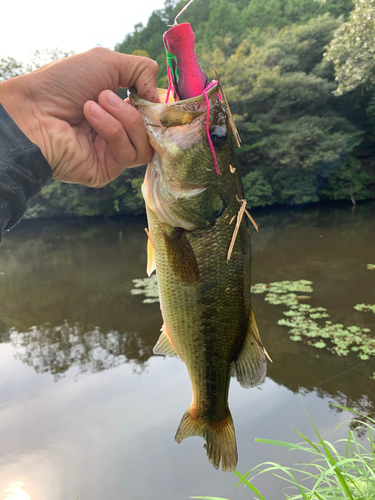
[172,0,196,26]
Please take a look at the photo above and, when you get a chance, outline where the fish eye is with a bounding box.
[209,125,227,148]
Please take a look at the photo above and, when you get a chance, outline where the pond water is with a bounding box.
[0,202,374,500]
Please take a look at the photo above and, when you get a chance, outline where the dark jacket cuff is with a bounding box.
[0,103,52,242]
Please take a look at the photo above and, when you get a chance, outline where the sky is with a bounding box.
[1,0,166,65]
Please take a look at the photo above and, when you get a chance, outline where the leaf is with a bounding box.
[233,470,267,500]
[255,438,318,454]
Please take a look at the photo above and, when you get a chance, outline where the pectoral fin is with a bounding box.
[163,227,199,284]
[232,308,269,388]
[153,324,178,357]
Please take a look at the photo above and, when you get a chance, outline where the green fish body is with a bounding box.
[129,86,267,471]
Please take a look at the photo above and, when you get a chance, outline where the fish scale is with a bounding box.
[129,84,267,471]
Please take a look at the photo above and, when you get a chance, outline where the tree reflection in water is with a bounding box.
[0,204,374,428]
[8,322,153,379]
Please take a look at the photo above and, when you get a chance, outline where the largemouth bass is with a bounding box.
[129,84,267,472]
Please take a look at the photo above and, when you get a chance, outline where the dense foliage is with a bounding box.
[2,0,374,217]
[325,0,375,95]
[204,14,375,205]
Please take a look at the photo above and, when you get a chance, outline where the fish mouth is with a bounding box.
[128,84,219,111]
[128,85,221,146]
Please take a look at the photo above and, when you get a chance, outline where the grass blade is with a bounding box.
[233,470,267,500]
[291,426,320,453]
[369,428,375,460]
[255,438,317,454]
[223,402,375,500]
[301,399,355,500]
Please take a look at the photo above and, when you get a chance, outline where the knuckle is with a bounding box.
[87,175,109,189]
[140,147,153,165]
[109,121,125,143]
[89,47,107,58]
[147,58,159,74]
[126,149,137,166]
[126,106,143,128]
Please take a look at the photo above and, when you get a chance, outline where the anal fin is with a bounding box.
[232,308,268,388]
[153,324,178,357]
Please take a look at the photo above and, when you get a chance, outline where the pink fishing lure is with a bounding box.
[163,23,208,100]
[164,23,224,174]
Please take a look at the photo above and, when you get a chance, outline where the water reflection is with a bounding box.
[8,322,152,380]
[4,482,30,500]
[0,204,374,407]
[1,203,374,499]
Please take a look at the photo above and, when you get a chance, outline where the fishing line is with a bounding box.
[305,356,374,389]
[165,63,175,103]
[171,0,196,26]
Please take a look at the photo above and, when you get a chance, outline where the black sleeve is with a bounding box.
[0,104,52,243]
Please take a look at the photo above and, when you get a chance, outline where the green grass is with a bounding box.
[197,401,375,499]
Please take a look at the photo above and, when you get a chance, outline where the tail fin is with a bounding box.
[175,408,237,472]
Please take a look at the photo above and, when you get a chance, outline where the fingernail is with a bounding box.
[106,91,124,109]
[90,102,105,120]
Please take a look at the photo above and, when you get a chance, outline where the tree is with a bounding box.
[0,57,25,82]
[27,48,75,70]
[201,0,243,48]
[16,1,373,217]
[201,15,369,206]
[0,48,75,82]
[325,0,375,95]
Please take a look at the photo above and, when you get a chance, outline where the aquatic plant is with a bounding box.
[199,402,375,500]
[355,304,375,315]
[252,280,375,360]
[352,265,375,317]
[131,275,159,303]
[131,276,375,360]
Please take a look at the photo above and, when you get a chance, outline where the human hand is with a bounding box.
[0,48,159,187]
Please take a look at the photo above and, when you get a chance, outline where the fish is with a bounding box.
[129,84,267,472]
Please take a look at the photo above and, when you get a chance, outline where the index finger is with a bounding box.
[110,52,160,103]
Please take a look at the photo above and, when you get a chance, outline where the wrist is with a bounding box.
[0,77,52,167]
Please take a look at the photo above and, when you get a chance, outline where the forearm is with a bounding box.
[0,76,48,156]
[0,104,52,243]
[0,48,159,240]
